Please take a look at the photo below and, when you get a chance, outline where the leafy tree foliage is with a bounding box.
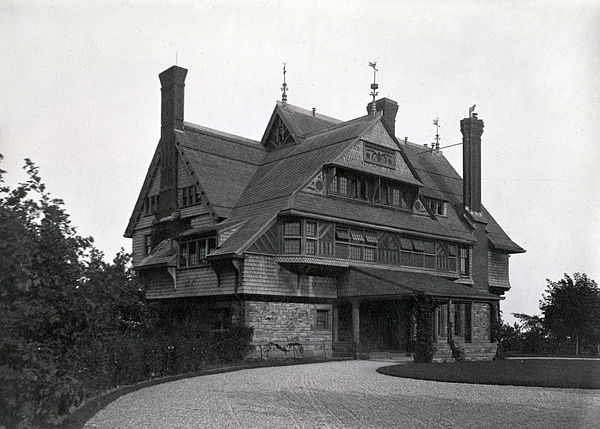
[540,273,600,355]
[0,157,253,427]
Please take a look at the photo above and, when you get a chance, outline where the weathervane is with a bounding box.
[469,104,476,118]
[368,61,378,114]
[281,63,289,104]
[432,117,440,150]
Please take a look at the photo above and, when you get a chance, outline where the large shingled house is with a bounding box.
[125,65,524,361]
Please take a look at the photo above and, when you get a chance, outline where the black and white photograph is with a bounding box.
[1,1,599,427]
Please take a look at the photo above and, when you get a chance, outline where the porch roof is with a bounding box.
[342,266,500,301]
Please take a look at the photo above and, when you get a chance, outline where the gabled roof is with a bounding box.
[236,114,378,208]
[177,123,265,217]
[124,143,161,238]
[129,97,522,258]
[260,102,342,149]
[277,102,342,136]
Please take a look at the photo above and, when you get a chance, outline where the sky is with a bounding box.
[1,0,599,323]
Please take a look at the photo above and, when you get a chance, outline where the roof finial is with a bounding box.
[433,117,441,150]
[368,61,379,115]
[281,62,288,104]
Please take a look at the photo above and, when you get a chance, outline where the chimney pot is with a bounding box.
[312,107,316,117]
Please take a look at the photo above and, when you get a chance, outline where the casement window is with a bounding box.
[178,236,217,267]
[143,234,153,256]
[316,309,330,331]
[283,220,302,254]
[283,219,321,255]
[181,185,200,207]
[305,221,317,255]
[143,195,160,216]
[459,247,470,276]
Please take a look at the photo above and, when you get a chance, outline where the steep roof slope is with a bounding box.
[178,123,265,217]
[401,141,524,253]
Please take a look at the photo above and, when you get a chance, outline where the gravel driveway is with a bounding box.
[85,360,599,428]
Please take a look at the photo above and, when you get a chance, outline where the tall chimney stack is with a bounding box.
[366,98,399,137]
[158,65,187,217]
[460,110,484,213]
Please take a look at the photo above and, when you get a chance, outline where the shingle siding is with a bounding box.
[145,266,236,299]
[242,255,337,298]
[132,228,151,265]
[488,251,510,289]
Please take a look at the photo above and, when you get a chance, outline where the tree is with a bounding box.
[540,273,600,355]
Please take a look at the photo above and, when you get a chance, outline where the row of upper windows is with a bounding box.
[328,169,412,209]
[282,219,469,275]
[326,168,447,216]
[178,237,217,267]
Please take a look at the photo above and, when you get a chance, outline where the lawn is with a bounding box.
[377,359,600,389]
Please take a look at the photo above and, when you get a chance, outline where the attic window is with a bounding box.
[143,195,159,216]
[181,185,200,207]
[266,116,294,148]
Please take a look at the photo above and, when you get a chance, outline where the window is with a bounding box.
[316,309,329,330]
[283,219,319,255]
[178,236,217,267]
[283,220,302,254]
[424,197,446,216]
[459,247,470,276]
[210,307,231,331]
[181,185,199,207]
[143,195,160,216]
[143,234,152,256]
[339,176,348,195]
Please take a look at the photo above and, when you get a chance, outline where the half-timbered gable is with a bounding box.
[126,65,525,361]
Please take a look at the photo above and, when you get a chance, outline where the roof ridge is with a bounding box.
[276,101,342,124]
[178,142,262,166]
[303,114,374,139]
[183,122,262,148]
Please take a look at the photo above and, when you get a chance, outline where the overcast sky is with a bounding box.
[1,0,599,323]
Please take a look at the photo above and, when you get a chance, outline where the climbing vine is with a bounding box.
[412,295,436,363]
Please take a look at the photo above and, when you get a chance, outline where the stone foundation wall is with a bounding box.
[433,341,497,362]
[432,301,496,361]
[472,302,491,341]
[244,300,332,359]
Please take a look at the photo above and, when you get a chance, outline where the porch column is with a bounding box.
[332,306,339,342]
[350,298,361,349]
[447,299,454,340]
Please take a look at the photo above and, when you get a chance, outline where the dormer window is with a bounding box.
[328,167,412,209]
[423,197,447,216]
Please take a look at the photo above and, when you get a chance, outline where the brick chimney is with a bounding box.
[367,98,399,137]
[158,65,187,217]
[460,112,484,213]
